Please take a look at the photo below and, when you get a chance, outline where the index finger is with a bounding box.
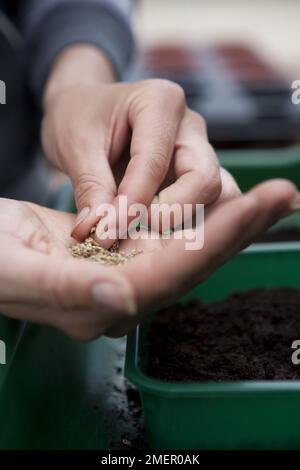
[95,80,185,247]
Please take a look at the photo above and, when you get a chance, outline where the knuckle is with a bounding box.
[75,172,113,206]
[144,79,185,107]
[59,124,83,155]
[160,80,185,101]
[203,171,222,203]
[219,168,242,201]
[204,142,218,161]
[193,144,222,203]
[209,172,223,201]
[189,110,207,134]
[146,152,170,182]
[57,125,100,167]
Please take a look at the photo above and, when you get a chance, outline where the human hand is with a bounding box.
[0,179,298,340]
[42,45,226,248]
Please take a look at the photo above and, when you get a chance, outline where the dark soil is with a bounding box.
[146,288,300,382]
[255,228,300,243]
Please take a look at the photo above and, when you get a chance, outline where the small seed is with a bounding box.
[70,232,142,266]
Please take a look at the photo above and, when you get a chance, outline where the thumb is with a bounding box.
[70,151,117,241]
[0,238,136,340]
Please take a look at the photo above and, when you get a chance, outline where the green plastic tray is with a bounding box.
[219,144,300,233]
[218,144,300,193]
[125,242,300,450]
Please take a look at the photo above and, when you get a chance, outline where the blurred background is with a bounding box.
[129,0,300,150]
[134,0,300,70]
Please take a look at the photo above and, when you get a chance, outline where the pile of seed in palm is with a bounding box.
[70,231,141,266]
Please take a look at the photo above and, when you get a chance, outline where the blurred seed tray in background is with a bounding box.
[131,43,300,148]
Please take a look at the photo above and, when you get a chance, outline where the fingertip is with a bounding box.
[246,179,300,216]
[71,210,100,241]
[249,178,298,197]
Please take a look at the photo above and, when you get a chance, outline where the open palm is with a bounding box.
[0,178,298,340]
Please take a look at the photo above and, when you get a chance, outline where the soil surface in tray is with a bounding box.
[255,228,300,243]
[146,288,300,382]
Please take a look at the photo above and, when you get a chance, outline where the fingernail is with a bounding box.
[74,207,90,228]
[91,281,137,316]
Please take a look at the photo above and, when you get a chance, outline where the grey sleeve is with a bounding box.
[19,0,135,103]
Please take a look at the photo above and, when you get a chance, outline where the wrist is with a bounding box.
[43,44,116,108]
